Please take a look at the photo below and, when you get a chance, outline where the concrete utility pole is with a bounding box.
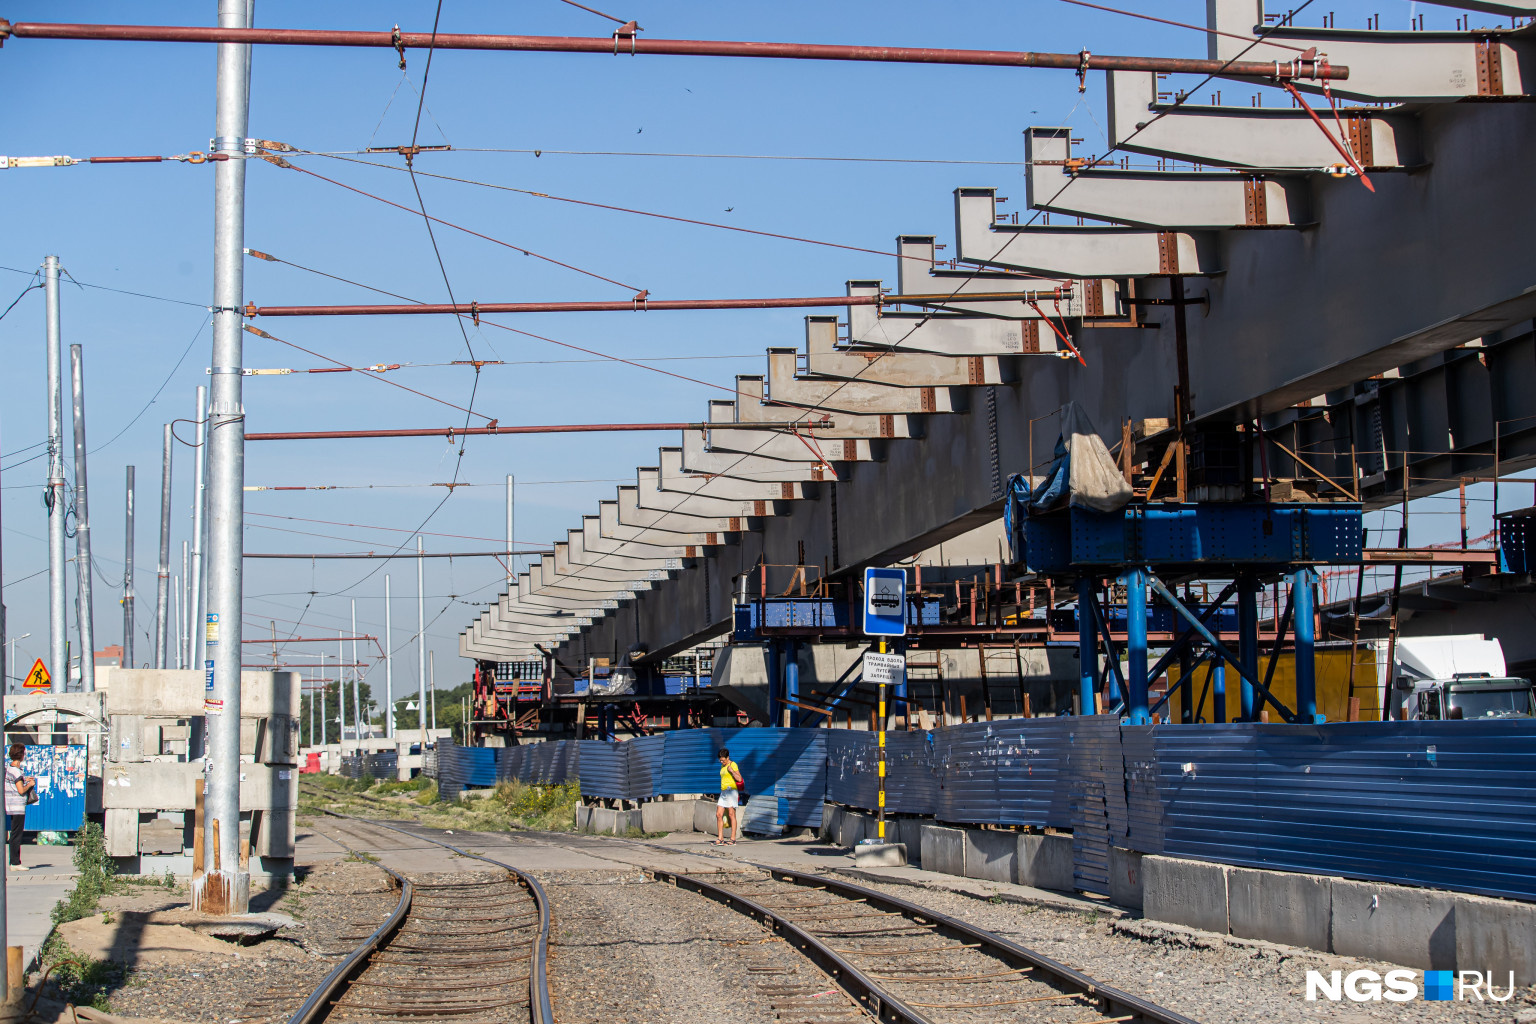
[190,385,208,670]
[417,536,426,751]
[350,600,361,741]
[384,575,394,738]
[154,424,172,670]
[513,475,525,580]
[70,345,97,692]
[337,631,346,754]
[194,0,255,916]
[123,467,135,668]
[44,256,66,693]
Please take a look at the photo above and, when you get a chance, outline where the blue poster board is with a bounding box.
[18,745,87,832]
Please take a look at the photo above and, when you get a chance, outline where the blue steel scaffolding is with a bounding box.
[1019,502,1364,725]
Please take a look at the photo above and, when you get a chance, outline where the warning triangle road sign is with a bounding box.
[22,659,50,690]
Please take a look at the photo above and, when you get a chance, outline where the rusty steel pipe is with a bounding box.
[246,290,1063,317]
[0,22,1347,80]
[246,420,826,441]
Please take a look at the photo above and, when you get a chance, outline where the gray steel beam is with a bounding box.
[598,499,727,548]
[681,430,839,482]
[734,375,919,439]
[617,484,751,533]
[636,467,779,519]
[765,350,960,415]
[807,312,1014,384]
[658,447,814,501]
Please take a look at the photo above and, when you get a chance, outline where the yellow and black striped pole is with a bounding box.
[877,637,887,842]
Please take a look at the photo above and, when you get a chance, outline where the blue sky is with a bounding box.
[0,1,1487,702]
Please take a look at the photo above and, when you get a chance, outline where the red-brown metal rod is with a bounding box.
[0,22,1347,80]
[245,421,821,441]
[246,290,1059,317]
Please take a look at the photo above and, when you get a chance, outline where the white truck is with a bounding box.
[1394,635,1535,721]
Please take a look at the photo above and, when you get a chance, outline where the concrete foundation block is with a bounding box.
[694,798,729,834]
[586,806,642,835]
[963,829,1018,884]
[639,799,695,834]
[1109,847,1145,910]
[836,810,870,849]
[1454,893,1536,987]
[1017,834,1074,891]
[574,804,592,831]
[1330,878,1455,970]
[1143,856,1229,934]
[1229,868,1333,952]
[920,825,966,878]
[820,803,841,842]
[893,818,926,866]
[855,842,908,868]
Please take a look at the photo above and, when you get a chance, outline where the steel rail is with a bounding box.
[246,420,828,441]
[245,291,1063,317]
[0,22,1347,80]
[754,865,1203,1024]
[648,866,936,1024]
[286,836,414,1024]
[320,811,554,1024]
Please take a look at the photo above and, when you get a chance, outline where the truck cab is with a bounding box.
[1407,676,1536,721]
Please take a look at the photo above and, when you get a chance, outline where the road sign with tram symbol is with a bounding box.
[862,567,908,637]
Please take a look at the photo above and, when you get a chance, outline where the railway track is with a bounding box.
[288,813,553,1024]
[298,793,1195,1024]
[649,865,1201,1024]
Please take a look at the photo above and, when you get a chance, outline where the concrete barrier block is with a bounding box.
[920,825,965,877]
[1143,856,1229,934]
[1229,868,1332,952]
[820,802,840,842]
[1018,834,1074,891]
[587,807,642,835]
[964,829,1018,884]
[855,842,908,868]
[1330,878,1455,970]
[639,799,695,834]
[1109,847,1145,910]
[573,804,592,831]
[1455,893,1536,987]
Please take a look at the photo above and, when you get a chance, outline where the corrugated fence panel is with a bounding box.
[993,718,1076,827]
[578,741,629,800]
[627,735,666,800]
[886,731,940,814]
[1074,717,1127,841]
[715,729,788,834]
[660,727,726,795]
[553,740,580,786]
[934,722,1002,824]
[1070,780,1111,894]
[497,745,525,784]
[825,731,879,809]
[1153,721,1536,901]
[776,730,827,829]
[1120,725,1164,853]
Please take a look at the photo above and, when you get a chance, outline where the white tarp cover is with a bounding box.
[1395,634,1506,681]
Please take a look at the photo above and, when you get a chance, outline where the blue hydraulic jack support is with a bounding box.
[1124,568,1150,724]
[1292,568,1320,723]
[764,642,781,726]
[1236,574,1260,722]
[1212,663,1227,723]
[784,641,800,728]
[1076,578,1097,716]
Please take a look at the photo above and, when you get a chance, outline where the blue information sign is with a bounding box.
[862,567,908,637]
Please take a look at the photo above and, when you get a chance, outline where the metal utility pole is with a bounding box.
[350,600,361,741]
[191,385,208,670]
[429,651,436,731]
[154,424,172,670]
[44,255,66,693]
[123,467,135,668]
[194,0,254,917]
[417,536,426,750]
[173,575,183,669]
[384,575,394,738]
[69,345,97,692]
[506,475,514,581]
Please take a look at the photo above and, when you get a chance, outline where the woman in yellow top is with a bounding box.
[715,748,745,846]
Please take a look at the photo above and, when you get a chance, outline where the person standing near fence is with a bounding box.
[715,748,745,846]
[6,745,36,871]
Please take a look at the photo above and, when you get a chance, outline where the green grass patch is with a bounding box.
[51,823,115,926]
[39,936,124,1012]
